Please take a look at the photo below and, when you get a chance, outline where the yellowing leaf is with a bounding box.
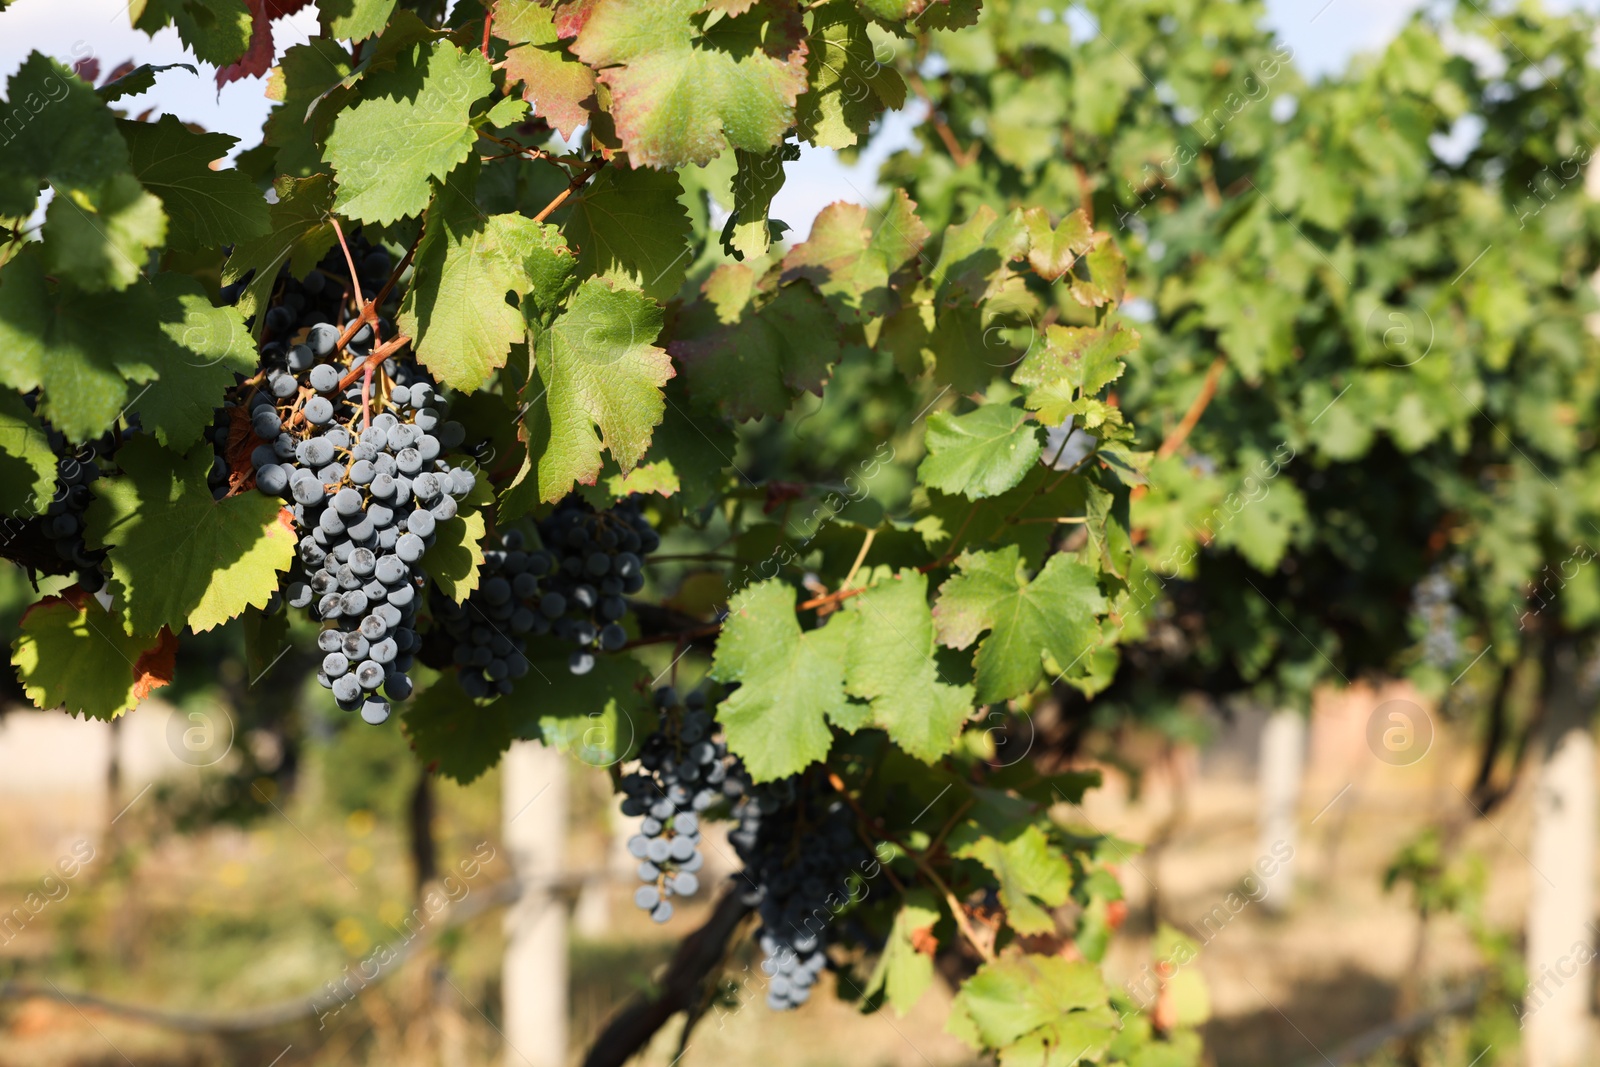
[571,0,809,168]
[87,436,297,634]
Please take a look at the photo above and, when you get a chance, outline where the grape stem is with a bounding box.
[331,231,422,357]
[533,157,608,223]
[360,359,376,432]
[480,133,585,176]
[330,218,366,310]
[337,333,412,393]
[823,772,993,962]
[481,10,493,57]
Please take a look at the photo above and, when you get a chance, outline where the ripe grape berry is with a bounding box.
[37,425,116,593]
[430,529,539,699]
[619,686,729,924]
[535,496,658,675]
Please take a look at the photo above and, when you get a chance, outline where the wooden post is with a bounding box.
[502,740,570,1067]
[1257,709,1303,913]
[1524,640,1595,1067]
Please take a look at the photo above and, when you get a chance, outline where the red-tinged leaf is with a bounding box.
[495,0,597,139]
[572,0,808,168]
[132,627,179,701]
[216,0,276,86]
[781,190,928,322]
[551,0,600,38]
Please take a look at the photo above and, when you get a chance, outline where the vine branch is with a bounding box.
[533,157,608,224]
[1156,355,1226,459]
[582,885,756,1067]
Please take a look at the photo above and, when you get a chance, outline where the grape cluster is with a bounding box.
[430,530,543,699]
[535,497,657,675]
[619,687,730,923]
[230,241,476,724]
[39,429,114,593]
[730,775,869,1011]
[1412,570,1460,667]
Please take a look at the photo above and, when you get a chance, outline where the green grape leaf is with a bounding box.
[221,173,337,336]
[839,570,974,762]
[325,40,494,224]
[1013,323,1137,424]
[484,96,529,127]
[264,38,356,177]
[318,0,398,40]
[403,673,510,783]
[797,0,906,149]
[520,649,653,767]
[0,248,151,441]
[1022,206,1094,281]
[948,955,1117,1064]
[0,249,246,444]
[119,115,270,252]
[1067,235,1127,308]
[865,889,941,1016]
[571,0,809,168]
[918,404,1042,500]
[720,143,796,261]
[398,161,576,391]
[671,270,843,421]
[41,174,166,292]
[126,273,259,450]
[12,591,177,721]
[405,652,650,784]
[0,390,56,514]
[561,165,694,302]
[495,0,596,139]
[87,436,297,634]
[1213,477,1308,573]
[130,0,253,66]
[928,204,1030,308]
[950,824,1072,935]
[855,0,926,17]
[242,606,291,684]
[96,62,198,102]
[928,306,1014,394]
[781,189,928,322]
[530,280,672,499]
[934,546,1106,703]
[642,384,736,507]
[419,477,491,600]
[710,579,854,781]
[0,53,131,217]
[607,460,679,497]
[916,0,981,30]
[1014,323,1136,397]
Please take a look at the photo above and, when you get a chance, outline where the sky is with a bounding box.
[0,0,1589,234]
